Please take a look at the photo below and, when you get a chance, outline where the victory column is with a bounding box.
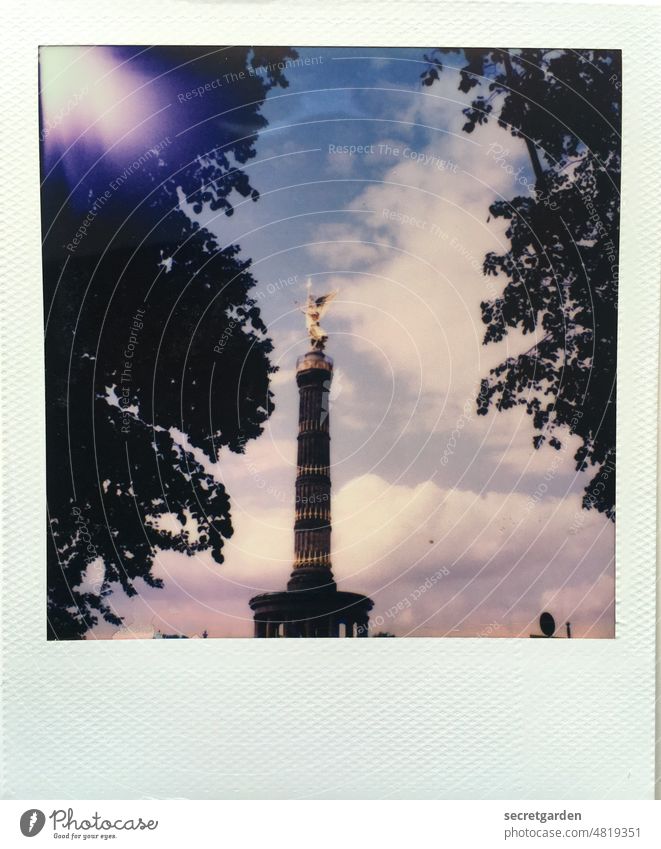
[249,282,374,637]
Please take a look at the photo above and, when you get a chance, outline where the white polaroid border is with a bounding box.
[1,0,658,799]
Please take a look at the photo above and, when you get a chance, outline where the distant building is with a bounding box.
[112,625,205,639]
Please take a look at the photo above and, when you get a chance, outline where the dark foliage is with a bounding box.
[41,46,297,638]
[422,49,619,518]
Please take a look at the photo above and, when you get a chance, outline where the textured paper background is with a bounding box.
[1,0,658,799]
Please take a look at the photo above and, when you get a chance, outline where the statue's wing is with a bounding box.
[314,290,338,318]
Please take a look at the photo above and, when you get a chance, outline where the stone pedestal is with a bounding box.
[250,587,373,638]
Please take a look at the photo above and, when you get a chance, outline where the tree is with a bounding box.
[42,46,298,638]
[422,49,619,518]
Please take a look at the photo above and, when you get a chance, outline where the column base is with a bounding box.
[249,586,373,638]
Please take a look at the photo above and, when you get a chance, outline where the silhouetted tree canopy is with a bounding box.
[422,49,619,519]
[42,46,297,638]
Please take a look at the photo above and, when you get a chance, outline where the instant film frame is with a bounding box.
[1,0,658,798]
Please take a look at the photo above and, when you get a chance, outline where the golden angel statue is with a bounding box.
[301,278,338,350]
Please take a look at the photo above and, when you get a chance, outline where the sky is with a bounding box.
[41,46,615,639]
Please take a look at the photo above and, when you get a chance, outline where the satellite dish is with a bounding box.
[539,611,556,637]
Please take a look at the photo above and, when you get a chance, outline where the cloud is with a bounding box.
[305,136,534,433]
[330,474,613,638]
[93,469,613,640]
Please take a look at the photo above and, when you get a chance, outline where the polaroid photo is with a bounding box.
[1,0,659,805]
